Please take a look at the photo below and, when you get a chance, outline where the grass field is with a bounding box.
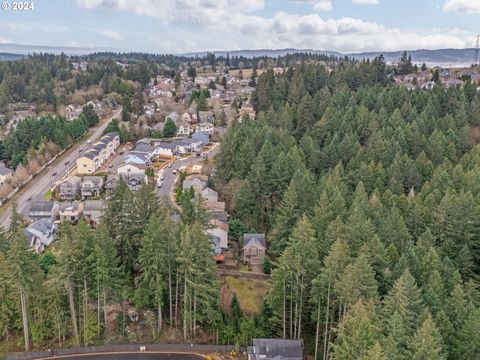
[221,276,268,316]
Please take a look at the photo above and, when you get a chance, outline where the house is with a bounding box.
[117,163,146,178]
[0,162,13,185]
[201,187,218,202]
[65,104,82,121]
[192,131,209,146]
[248,339,303,360]
[76,132,120,175]
[83,200,105,225]
[24,219,56,253]
[172,140,192,155]
[57,176,81,200]
[86,100,104,116]
[28,201,59,223]
[196,122,214,134]
[181,112,192,123]
[59,201,83,224]
[198,111,214,123]
[136,138,150,146]
[176,120,191,136]
[183,175,208,193]
[156,142,177,157]
[207,218,229,250]
[129,143,159,163]
[125,153,149,165]
[105,174,119,192]
[120,173,147,191]
[81,176,104,198]
[165,111,178,123]
[243,234,267,264]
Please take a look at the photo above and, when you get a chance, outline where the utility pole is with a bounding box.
[476,34,480,67]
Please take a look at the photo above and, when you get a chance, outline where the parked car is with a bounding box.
[157,180,163,188]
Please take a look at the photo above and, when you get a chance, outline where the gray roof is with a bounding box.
[250,339,303,360]
[137,138,150,145]
[133,144,155,154]
[157,142,177,150]
[83,149,99,160]
[30,201,56,213]
[244,234,266,249]
[24,219,55,245]
[0,162,13,175]
[105,174,119,189]
[120,172,145,183]
[84,200,104,211]
[82,176,103,186]
[172,140,191,147]
[81,132,118,159]
[60,201,81,212]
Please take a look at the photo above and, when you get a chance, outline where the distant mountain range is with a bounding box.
[0,43,478,67]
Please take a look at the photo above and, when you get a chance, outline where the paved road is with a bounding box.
[0,107,122,230]
[156,143,221,206]
[33,353,203,360]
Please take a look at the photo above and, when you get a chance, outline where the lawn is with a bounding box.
[221,276,268,316]
[44,188,53,200]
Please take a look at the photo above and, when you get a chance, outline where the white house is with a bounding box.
[156,142,177,157]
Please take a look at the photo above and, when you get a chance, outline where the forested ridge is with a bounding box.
[216,59,480,359]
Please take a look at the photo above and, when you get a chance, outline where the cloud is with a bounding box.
[290,0,332,12]
[0,36,11,44]
[100,30,123,41]
[76,0,265,21]
[74,0,470,53]
[352,0,379,4]
[443,0,480,14]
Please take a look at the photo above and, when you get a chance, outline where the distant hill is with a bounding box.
[185,48,478,68]
[0,43,114,56]
[349,48,478,68]
[182,48,342,58]
[0,52,24,61]
[0,43,478,67]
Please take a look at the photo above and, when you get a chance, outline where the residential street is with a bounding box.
[156,143,221,206]
[0,107,122,230]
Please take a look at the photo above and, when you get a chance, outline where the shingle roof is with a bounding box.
[29,201,56,213]
[243,234,266,249]
[84,199,104,211]
[250,339,303,360]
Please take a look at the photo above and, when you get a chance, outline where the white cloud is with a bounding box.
[290,0,332,12]
[0,36,11,44]
[100,30,123,41]
[352,0,379,4]
[443,0,480,14]
[74,0,470,53]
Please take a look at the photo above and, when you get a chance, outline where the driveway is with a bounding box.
[0,107,122,230]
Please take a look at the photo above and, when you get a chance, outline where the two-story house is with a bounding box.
[57,176,81,200]
[81,176,104,198]
[28,201,59,223]
[24,219,57,253]
[242,234,267,265]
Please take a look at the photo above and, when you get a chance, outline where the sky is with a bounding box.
[0,0,479,54]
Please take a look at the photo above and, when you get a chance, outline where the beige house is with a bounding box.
[77,132,120,175]
[242,234,267,265]
[59,201,83,223]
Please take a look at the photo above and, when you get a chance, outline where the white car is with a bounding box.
[157,180,163,188]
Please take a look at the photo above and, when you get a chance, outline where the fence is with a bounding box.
[6,343,243,360]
